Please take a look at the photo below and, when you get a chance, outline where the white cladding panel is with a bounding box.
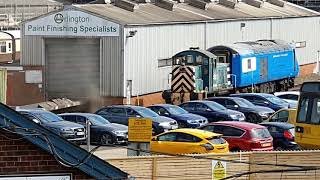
[124,24,205,96]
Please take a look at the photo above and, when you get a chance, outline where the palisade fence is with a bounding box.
[105,150,320,180]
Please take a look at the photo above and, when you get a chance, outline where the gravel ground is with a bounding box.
[295,73,320,86]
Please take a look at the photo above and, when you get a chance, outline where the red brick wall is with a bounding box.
[6,66,44,106]
[0,129,94,180]
[299,63,316,76]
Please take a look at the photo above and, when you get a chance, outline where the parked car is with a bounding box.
[259,122,300,150]
[150,128,229,155]
[59,113,128,145]
[148,104,208,128]
[264,108,297,124]
[274,91,300,108]
[207,97,274,123]
[230,93,290,111]
[17,109,86,142]
[199,121,273,151]
[95,105,178,135]
[179,100,245,122]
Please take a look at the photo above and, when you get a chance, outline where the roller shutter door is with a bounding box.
[45,38,100,99]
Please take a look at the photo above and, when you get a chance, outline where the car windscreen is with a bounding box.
[265,95,287,105]
[206,101,227,111]
[136,108,159,118]
[251,128,271,139]
[87,114,110,125]
[166,106,188,115]
[207,136,226,144]
[234,98,255,107]
[34,111,64,123]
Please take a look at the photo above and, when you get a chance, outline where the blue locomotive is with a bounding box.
[167,40,299,103]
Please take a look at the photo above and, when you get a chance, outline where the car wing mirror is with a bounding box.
[206,108,212,112]
[136,115,142,118]
[263,101,270,105]
[151,137,157,141]
[234,105,239,108]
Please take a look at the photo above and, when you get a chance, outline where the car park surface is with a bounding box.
[260,122,299,150]
[199,121,273,151]
[207,97,274,123]
[95,105,178,134]
[59,113,128,145]
[179,100,245,122]
[148,104,208,128]
[17,109,86,142]
[230,93,290,111]
[150,128,229,155]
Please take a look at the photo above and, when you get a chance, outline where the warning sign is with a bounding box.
[212,160,227,180]
[128,118,152,142]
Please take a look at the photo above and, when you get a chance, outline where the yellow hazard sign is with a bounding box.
[128,118,152,142]
[212,160,226,180]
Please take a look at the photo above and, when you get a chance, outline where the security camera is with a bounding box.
[128,30,137,37]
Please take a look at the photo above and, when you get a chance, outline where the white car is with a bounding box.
[274,91,300,107]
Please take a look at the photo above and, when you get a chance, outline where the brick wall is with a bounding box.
[299,63,316,76]
[0,129,94,180]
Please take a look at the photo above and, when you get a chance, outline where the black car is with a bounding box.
[59,113,128,145]
[148,104,208,128]
[17,109,86,142]
[230,93,290,111]
[179,100,246,122]
[95,105,178,135]
[259,122,300,150]
[207,97,275,123]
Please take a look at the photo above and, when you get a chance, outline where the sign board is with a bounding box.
[0,174,71,180]
[25,10,119,37]
[128,118,152,142]
[212,160,227,180]
[25,70,42,83]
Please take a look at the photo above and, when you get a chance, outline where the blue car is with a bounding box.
[179,100,246,122]
[259,122,300,150]
[95,105,178,135]
[230,93,290,111]
[147,104,208,128]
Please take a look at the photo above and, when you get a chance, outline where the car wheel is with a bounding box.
[100,133,113,145]
[247,113,259,123]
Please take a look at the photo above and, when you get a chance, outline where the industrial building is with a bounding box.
[20,0,320,109]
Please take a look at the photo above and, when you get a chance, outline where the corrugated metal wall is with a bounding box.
[101,36,123,97]
[0,69,6,104]
[124,16,320,96]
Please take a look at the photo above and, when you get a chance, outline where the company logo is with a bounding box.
[54,13,64,24]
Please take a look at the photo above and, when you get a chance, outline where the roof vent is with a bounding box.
[156,0,178,11]
[115,0,139,11]
[189,0,209,10]
[267,0,285,7]
[219,0,236,9]
[243,0,262,8]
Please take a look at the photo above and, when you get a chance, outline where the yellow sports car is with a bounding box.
[150,128,229,155]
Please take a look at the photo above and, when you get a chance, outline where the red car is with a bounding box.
[199,121,273,151]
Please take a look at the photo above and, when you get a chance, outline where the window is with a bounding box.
[226,100,237,106]
[196,103,208,112]
[247,59,252,70]
[287,94,299,101]
[127,108,139,117]
[157,107,168,116]
[62,115,76,122]
[175,133,202,142]
[297,97,309,123]
[310,98,320,124]
[270,110,289,122]
[0,42,6,53]
[278,95,289,99]
[212,99,226,106]
[202,125,215,132]
[158,133,177,141]
[76,116,87,125]
[222,126,244,137]
[181,103,195,111]
[109,108,126,116]
[96,108,110,115]
[267,126,280,133]
[158,58,172,68]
